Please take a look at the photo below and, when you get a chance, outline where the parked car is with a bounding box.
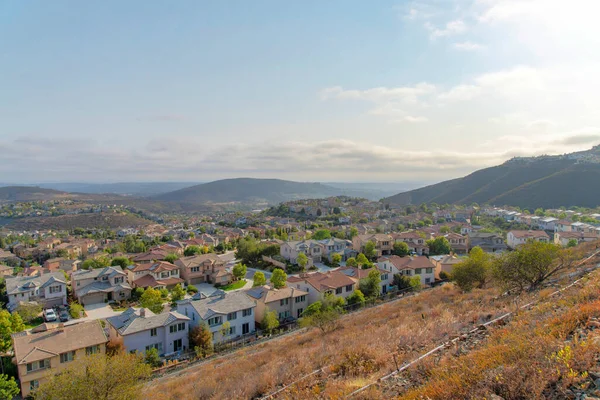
[43,309,57,322]
[58,310,69,322]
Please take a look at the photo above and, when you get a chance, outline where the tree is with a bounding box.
[345,257,358,267]
[492,241,575,292]
[253,271,267,287]
[16,302,42,323]
[144,347,162,368]
[296,253,308,271]
[331,253,342,267]
[300,294,344,333]
[262,310,280,334]
[312,229,332,240]
[426,237,452,255]
[440,225,450,234]
[55,249,69,258]
[69,302,84,319]
[232,263,247,281]
[32,352,152,400]
[393,274,413,291]
[567,239,578,248]
[111,256,130,269]
[81,256,111,270]
[346,289,366,308]
[184,245,202,257]
[392,242,410,257]
[422,218,433,226]
[356,253,369,267]
[333,207,341,215]
[451,247,491,292]
[164,253,179,263]
[10,312,24,333]
[349,227,359,238]
[534,208,545,217]
[0,375,19,400]
[170,284,186,302]
[359,269,382,299]
[140,287,164,314]
[409,275,422,291]
[364,241,377,260]
[397,224,405,232]
[219,321,231,341]
[572,214,581,222]
[270,268,287,289]
[186,284,198,294]
[0,311,13,352]
[190,324,213,358]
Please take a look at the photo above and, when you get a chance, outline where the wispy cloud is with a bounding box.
[425,19,467,39]
[453,41,485,51]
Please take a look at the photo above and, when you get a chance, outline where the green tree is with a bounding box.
[296,253,308,271]
[359,269,381,299]
[184,245,202,257]
[409,275,422,291]
[346,289,366,308]
[451,247,491,292]
[219,321,231,341]
[312,229,332,240]
[345,257,357,267]
[426,236,452,255]
[0,375,19,400]
[140,288,164,314]
[270,268,287,289]
[186,284,198,294]
[349,227,359,238]
[232,263,247,280]
[534,208,545,217]
[0,311,13,352]
[190,324,213,358]
[170,284,186,302]
[440,225,450,234]
[363,241,377,260]
[397,224,405,232]
[69,303,84,319]
[164,253,179,263]
[144,347,162,368]
[9,312,24,333]
[356,253,369,267]
[422,218,433,226]
[331,253,342,267]
[16,303,42,324]
[567,239,578,248]
[300,294,344,333]
[261,310,280,334]
[392,242,410,257]
[253,271,267,287]
[111,256,130,269]
[571,214,580,222]
[32,352,152,400]
[55,248,69,258]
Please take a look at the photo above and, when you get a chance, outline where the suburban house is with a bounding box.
[280,240,324,266]
[245,285,308,323]
[127,261,184,290]
[392,232,429,255]
[430,254,465,279]
[468,233,507,253]
[337,266,392,294]
[175,254,232,286]
[444,233,469,254]
[287,270,357,304]
[71,266,132,306]
[538,217,559,231]
[42,257,80,273]
[12,321,108,397]
[316,238,354,261]
[52,243,82,259]
[106,308,190,357]
[376,255,436,286]
[5,272,67,311]
[555,220,573,233]
[176,291,256,343]
[507,230,550,249]
[554,231,600,247]
[352,234,394,257]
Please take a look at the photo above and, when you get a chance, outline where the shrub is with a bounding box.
[186,285,198,294]
[144,347,162,368]
[15,302,42,323]
[333,347,382,377]
[69,303,84,319]
[190,324,213,358]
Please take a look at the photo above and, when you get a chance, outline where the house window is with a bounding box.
[345,285,353,292]
[49,285,62,294]
[228,326,236,335]
[173,338,182,352]
[426,268,433,274]
[30,380,39,391]
[208,316,222,327]
[102,276,108,281]
[295,295,306,303]
[86,345,100,355]
[278,311,290,320]
[150,328,157,337]
[191,267,200,273]
[242,308,252,317]
[161,272,170,278]
[425,278,431,284]
[242,322,250,335]
[297,308,304,318]
[227,312,237,321]
[279,298,289,306]
[415,268,422,275]
[169,323,186,333]
[27,359,50,372]
[60,351,75,363]
[145,343,163,353]
[335,287,342,295]
[382,274,388,280]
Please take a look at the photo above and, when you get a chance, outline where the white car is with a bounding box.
[43,309,57,322]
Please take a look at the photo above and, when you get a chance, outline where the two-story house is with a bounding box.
[507,230,550,249]
[337,266,392,294]
[12,321,108,397]
[316,238,354,262]
[352,234,394,257]
[175,254,232,286]
[5,272,67,311]
[176,291,256,343]
[279,240,324,266]
[71,266,132,306]
[42,257,80,273]
[554,231,600,247]
[376,255,436,286]
[127,261,184,290]
[467,233,507,253]
[106,308,190,357]
[287,270,357,304]
[444,233,468,254]
[245,285,308,323]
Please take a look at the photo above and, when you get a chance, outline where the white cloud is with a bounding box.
[426,19,467,39]
[438,85,482,101]
[320,83,436,104]
[402,116,428,123]
[453,41,485,51]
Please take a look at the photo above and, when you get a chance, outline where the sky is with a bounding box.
[2,0,600,184]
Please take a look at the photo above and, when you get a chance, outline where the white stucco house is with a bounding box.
[5,272,67,311]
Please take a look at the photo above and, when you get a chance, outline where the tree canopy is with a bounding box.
[451,247,491,292]
[359,269,382,299]
[252,271,267,287]
[426,236,452,255]
[393,242,410,257]
[232,263,247,280]
[270,268,287,289]
[140,287,164,314]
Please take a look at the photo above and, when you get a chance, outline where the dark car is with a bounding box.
[59,310,70,322]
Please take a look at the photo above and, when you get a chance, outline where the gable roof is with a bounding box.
[245,285,307,304]
[175,253,222,269]
[378,255,435,271]
[106,308,189,335]
[72,266,126,282]
[509,230,550,239]
[178,291,256,320]
[128,261,179,273]
[5,272,67,296]
[287,270,356,292]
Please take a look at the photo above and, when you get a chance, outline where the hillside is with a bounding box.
[152,178,344,205]
[384,145,600,209]
[1,212,154,230]
[35,182,199,196]
[0,186,70,202]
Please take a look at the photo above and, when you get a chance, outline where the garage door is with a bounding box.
[43,297,65,308]
[191,277,205,285]
[82,292,105,306]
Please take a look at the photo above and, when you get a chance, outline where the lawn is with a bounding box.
[219,280,246,291]
[24,317,44,330]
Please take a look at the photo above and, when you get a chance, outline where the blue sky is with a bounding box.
[2,0,600,183]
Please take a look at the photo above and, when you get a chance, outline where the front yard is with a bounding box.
[219,280,247,291]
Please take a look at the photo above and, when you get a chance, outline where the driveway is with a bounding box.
[195,283,221,297]
[312,262,334,273]
[66,303,123,325]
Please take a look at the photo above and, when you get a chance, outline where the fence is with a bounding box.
[262,255,286,269]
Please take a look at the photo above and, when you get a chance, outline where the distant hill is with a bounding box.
[152,178,346,206]
[2,212,153,230]
[34,182,200,196]
[383,145,600,209]
[0,186,71,202]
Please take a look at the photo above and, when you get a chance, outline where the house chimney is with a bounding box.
[140,308,146,318]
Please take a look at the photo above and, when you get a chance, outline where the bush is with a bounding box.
[132,287,145,300]
[70,303,84,319]
[333,347,382,377]
[144,347,162,368]
[16,303,42,323]
[186,285,198,294]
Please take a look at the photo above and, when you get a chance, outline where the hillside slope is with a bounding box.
[152,178,343,205]
[0,186,71,202]
[384,145,600,208]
